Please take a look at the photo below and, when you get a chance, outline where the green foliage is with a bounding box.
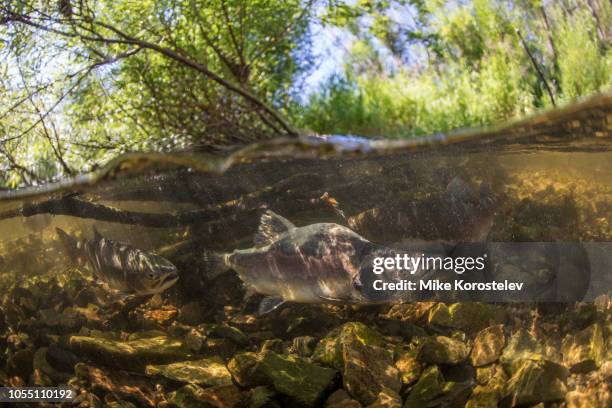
[295,0,611,138]
[0,0,610,187]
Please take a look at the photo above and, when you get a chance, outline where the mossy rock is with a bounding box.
[403,365,444,408]
[145,357,232,387]
[312,322,383,370]
[448,303,506,333]
[427,303,453,327]
[69,334,191,370]
[427,303,506,333]
[201,324,249,347]
[471,325,505,367]
[465,385,502,408]
[166,384,246,408]
[395,349,421,386]
[418,336,470,365]
[341,338,401,405]
[228,350,337,407]
[504,358,569,406]
[499,329,544,375]
[561,323,605,373]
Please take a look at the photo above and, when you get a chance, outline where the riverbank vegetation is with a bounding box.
[1,0,610,187]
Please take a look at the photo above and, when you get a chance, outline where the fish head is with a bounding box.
[136,252,179,294]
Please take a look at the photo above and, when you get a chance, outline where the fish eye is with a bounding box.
[147,272,156,280]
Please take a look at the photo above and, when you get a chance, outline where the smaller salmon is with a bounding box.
[56,227,179,295]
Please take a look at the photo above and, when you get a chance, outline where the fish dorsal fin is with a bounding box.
[258,296,285,315]
[254,210,295,246]
[92,226,102,241]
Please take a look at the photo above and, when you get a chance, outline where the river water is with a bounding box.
[0,94,610,407]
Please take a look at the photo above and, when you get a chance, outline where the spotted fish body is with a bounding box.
[56,227,179,295]
[204,211,413,313]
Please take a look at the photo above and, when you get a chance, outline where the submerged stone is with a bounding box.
[228,350,337,407]
[75,363,157,407]
[167,384,246,408]
[403,365,444,408]
[342,338,401,405]
[395,349,421,385]
[366,387,402,408]
[471,325,505,366]
[428,303,506,333]
[145,357,232,387]
[561,323,604,373]
[312,322,384,371]
[292,336,316,357]
[565,386,611,408]
[324,389,361,408]
[465,385,501,408]
[69,334,191,370]
[201,323,250,347]
[499,329,544,374]
[504,358,569,406]
[249,386,279,408]
[418,335,470,364]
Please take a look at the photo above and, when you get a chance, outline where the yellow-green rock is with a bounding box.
[145,357,232,386]
[403,365,444,408]
[561,323,605,373]
[312,322,384,370]
[418,335,470,364]
[228,350,337,407]
[471,325,505,366]
[504,358,569,406]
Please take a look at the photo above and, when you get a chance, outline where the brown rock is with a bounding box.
[471,325,505,366]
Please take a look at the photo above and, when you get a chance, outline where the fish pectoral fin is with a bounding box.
[258,296,286,315]
[254,210,295,246]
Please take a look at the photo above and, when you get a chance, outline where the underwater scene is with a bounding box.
[0,94,611,407]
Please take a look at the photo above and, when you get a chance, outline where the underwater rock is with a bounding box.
[166,384,246,408]
[145,357,232,387]
[6,348,34,380]
[504,358,569,406]
[228,350,337,407]
[403,365,444,408]
[201,323,250,347]
[38,307,83,332]
[249,386,279,408]
[467,365,507,407]
[394,349,421,386]
[428,303,506,333]
[75,363,157,407]
[383,302,436,324]
[561,323,604,373]
[565,386,611,408]
[32,347,70,385]
[470,325,505,366]
[465,384,501,408]
[418,336,470,365]
[292,336,316,357]
[475,364,504,385]
[499,329,544,374]
[312,322,384,370]
[366,388,402,408]
[342,337,401,405]
[207,338,240,360]
[324,389,361,408]
[45,344,81,374]
[142,306,179,326]
[185,328,206,353]
[69,334,191,370]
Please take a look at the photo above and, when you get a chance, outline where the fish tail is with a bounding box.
[55,228,82,264]
[202,251,230,280]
